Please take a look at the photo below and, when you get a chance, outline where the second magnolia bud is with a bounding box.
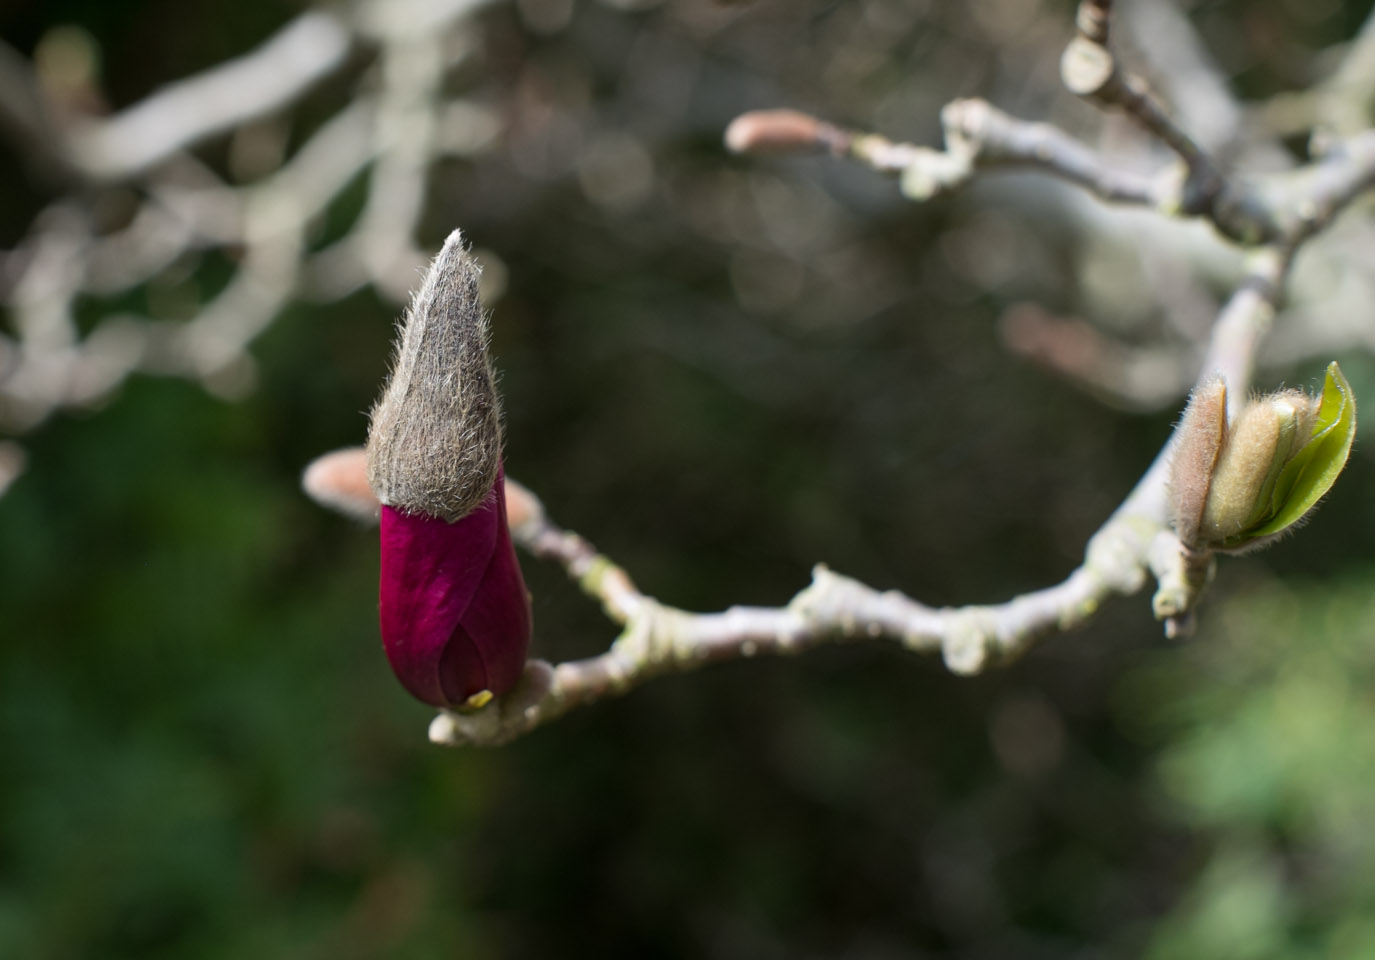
[1169,362,1355,554]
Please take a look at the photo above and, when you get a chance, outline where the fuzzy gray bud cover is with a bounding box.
[366,231,502,521]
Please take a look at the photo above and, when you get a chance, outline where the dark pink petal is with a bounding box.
[378,466,532,706]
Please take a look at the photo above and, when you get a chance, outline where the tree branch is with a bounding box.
[367,249,1279,747]
[1061,0,1226,216]
[67,13,352,181]
[430,487,1154,748]
[416,4,1375,747]
[0,0,502,433]
[424,255,1288,746]
[281,0,1374,746]
[424,108,1375,746]
[727,101,1167,206]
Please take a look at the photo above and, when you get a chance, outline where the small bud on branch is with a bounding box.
[724,109,850,156]
[1169,362,1356,554]
[301,447,380,521]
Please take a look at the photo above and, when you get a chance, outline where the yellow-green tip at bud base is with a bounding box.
[1169,362,1356,554]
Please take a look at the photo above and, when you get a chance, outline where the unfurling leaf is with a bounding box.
[1245,362,1356,543]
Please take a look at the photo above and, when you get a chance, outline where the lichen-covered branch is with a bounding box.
[728,4,1375,250]
[1061,1,1222,202]
[429,483,1157,748]
[303,245,1286,746]
[726,100,1168,207]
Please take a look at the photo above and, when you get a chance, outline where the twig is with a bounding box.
[728,100,1167,205]
[1121,0,1245,155]
[729,98,1375,248]
[66,13,352,181]
[291,443,1153,746]
[0,0,502,435]
[1278,129,1375,244]
[431,493,1149,747]
[1061,0,1225,215]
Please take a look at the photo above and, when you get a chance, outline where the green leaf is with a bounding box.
[1246,362,1356,540]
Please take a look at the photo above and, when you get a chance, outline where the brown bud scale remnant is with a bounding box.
[366,231,502,522]
[1168,377,1226,549]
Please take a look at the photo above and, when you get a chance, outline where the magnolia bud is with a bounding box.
[366,231,532,708]
[724,109,846,156]
[1169,362,1356,553]
[302,447,381,521]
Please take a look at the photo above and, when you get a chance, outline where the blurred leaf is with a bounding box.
[1147,846,1289,960]
[1139,570,1375,959]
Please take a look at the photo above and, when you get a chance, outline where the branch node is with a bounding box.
[1147,531,1215,622]
[1061,36,1117,97]
[941,614,993,675]
[1085,519,1151,595]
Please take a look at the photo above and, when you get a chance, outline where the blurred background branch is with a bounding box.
[0,0,500,452]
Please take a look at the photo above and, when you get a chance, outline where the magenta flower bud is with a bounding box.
[366,231,532,707]
[379,465,531,706]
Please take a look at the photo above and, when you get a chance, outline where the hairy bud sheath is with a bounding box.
[367,232,501,521]
[366,231,532,707]
[1168,377,1227,549]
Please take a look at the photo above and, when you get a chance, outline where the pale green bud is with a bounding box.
[1199,390,1314,544]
